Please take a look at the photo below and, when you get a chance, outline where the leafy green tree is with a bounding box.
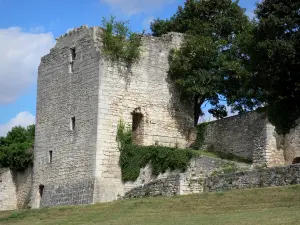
[151,0,252,125]
[0,125,35,170]
[246,0,300,134]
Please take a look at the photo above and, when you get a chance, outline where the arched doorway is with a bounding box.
[292,157,300,164]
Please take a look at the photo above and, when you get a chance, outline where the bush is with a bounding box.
[117,120,195,182]
[101,16,142,67]
[0,125,34,171]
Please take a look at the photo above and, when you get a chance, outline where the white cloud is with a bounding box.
[0,112,35,137]
[100,0,176,15]
[0,27,55,104]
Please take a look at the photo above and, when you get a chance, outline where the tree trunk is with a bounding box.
[194,96,204,126]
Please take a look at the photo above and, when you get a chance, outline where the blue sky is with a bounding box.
[0,0,258,136]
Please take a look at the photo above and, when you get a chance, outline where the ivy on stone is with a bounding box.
[116,120,195,182]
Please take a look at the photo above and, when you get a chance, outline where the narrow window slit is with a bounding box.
[49,151,53,163]
[71,116,76,131]
[70,62,74,73]
[71,47,76,60]
[69,48,76,73]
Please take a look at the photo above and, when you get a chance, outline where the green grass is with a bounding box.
[1,185,300,225]
[190,149,252,164]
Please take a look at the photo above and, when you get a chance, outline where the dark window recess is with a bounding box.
[71,116,76,131]
[49,151,53,163]
[39,184,44,198]
[292,157,300,164]
[132,113,144,145]
[70,61,74,73]
[71,48,76,60]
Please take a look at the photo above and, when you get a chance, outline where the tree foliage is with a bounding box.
[248,0,300,134]
[101,16,142,67]
[0,125,34,170]
[151,0,253,125]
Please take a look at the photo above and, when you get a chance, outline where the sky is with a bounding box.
[0,0,258,136]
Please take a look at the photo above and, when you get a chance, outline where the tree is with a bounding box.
[151,0,253,125]
[247,0,300,134]
[0,125,35,170]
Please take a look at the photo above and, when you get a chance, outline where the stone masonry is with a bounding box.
[189,111,289,167]
[124,156,250,199]
[25,25,300,209]
[204,164,300,192]
[32,25,193,208]
[0,167,32,211]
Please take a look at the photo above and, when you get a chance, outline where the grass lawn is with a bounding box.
[1,185,300,225]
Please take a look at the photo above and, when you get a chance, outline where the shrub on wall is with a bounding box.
[101,16,142,67]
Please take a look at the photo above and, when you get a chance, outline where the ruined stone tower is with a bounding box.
[32,26,193,208]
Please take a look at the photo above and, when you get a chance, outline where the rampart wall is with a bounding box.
[204,164,300,192]
[124,156,249,198]
[0,166,32,211]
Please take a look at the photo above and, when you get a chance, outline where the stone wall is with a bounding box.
[190,111,286,167]
[283,118,300,164]
[13,166,32,209]
[40,179,94,207]
[0,168,17,211]
[123,156,250,198]
[33,26,99,208]
[0,166,32,211]
[199,112,269,164]
[124,175,180,198]
[204,164,300,192]
[93,31,193,202]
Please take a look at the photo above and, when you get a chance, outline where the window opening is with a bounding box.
[132,113,144,145]
[69,48,76,73]
[70,62,74,73]
[71,48,76,60]
[39,184,44,198]
[71,116,76,131]
[49,151,53,163]
[292,157,300,164]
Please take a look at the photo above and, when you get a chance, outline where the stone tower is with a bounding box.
[32,26,193,208]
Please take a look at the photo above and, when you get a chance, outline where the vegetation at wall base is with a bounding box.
[2,185,300,225]
[101,16,142,67]
[117,120,251,182]
[0,125,34,171]
[117,120,195,182]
